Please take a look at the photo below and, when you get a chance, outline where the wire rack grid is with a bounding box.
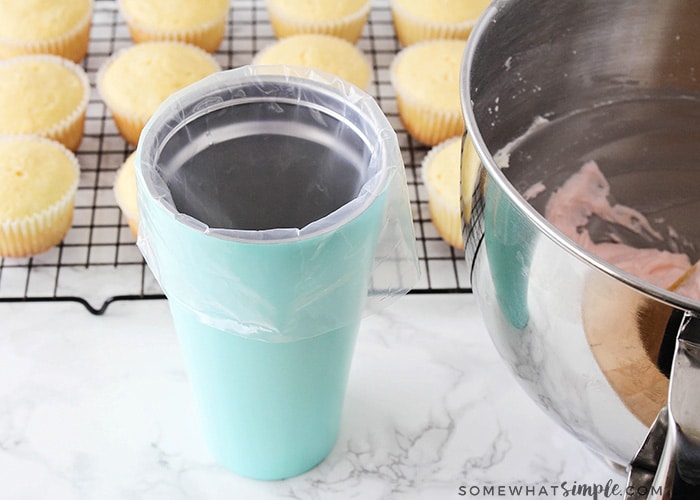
[0,0,471,315]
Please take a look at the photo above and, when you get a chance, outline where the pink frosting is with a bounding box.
[540,161,698,296]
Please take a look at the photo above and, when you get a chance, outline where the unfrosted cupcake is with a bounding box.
[390,39,466,146]
[253,34,372,91]
[97,42,221,146]
[460,132,481,227]
[0,136,80,258]
[266,0,370,43]
[0,55,90,151]
[390,0,491,46]
[421,136,463,249]
[114,151,139,238]
[0,0,92,63]
[118,0,230,53]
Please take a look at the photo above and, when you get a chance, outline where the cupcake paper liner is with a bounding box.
[0,136,80,258]
[266,0,371,43]
[427,196,463,249]
[389,0,478,46]
[0,4,93,63]
[396,95,463,146]
[113,157,139,238]
[110,113,147,148]
[117,0,228,53]
[0,55,90,151]
[460,132,481,226]
[421,137,464,249]
[123,216,139,238]
[0,203,76,258]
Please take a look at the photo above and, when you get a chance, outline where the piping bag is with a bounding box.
[135,65,421,343]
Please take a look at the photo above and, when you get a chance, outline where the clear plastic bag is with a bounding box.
[135,65,420,342]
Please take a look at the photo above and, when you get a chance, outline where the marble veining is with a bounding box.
[1,295,621,499]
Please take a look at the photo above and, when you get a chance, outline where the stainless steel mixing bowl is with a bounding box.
[461,0,700,467]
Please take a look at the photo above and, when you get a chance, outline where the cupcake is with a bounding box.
[390,39,466,146]
[0,0,92,63]
[114,151,139,238]
[390,0,491,46]
[266,0,371,43]
[97,42,221,146]
[421,136,463,249]
[0,55,90,151]
[117,0,230,53]
[460,132,481,227]
[253,34,372,91]
[0,136,80,258]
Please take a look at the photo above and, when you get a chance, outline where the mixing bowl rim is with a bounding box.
[460,0,700,313]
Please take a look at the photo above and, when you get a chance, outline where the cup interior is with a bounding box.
[139,71,385,238]
[159,99,373,231]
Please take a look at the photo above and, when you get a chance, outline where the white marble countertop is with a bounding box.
[1,293,624,499]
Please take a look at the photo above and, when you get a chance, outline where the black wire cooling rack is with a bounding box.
[0,0,471,315]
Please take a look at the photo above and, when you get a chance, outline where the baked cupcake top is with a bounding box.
[114,151,139,222]
[253,34,372,90]
[98,42,221,118]
[0,137,80,221]
[118,0,229,31]
[391,40,466,112]
[266,0,368,22]
[0,0,91,42]
[392,0,490,24]
[0,55,89,136]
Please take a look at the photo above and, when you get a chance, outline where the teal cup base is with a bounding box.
[134,67,415,480]
[170,300,359,480]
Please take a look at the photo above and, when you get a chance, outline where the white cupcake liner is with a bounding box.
[460,132,482,225]
[252,34,373,91]
[396,96,464,146]
[0,55,90,151]
[0,2,93,62]
[421,137,464,249]
[427,197,463,249]
[117,0,229,52]
[112,112,147,148]
[97,41,222,146]
[0,136,80,258]
[266,0,371,43]
[389,0,478,46]
[420,137,462,188]
[113,153,139,237]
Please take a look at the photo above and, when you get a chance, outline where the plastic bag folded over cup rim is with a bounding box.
[134,65,420,342]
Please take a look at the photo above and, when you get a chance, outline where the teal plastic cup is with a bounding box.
[134,66,415,480]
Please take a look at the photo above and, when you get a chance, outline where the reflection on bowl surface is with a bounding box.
[461,0,700,466]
